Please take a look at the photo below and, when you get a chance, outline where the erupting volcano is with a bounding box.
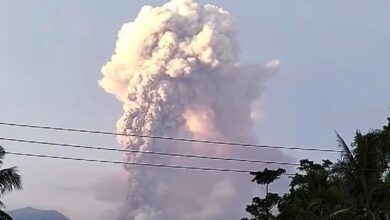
[99,0,280,219]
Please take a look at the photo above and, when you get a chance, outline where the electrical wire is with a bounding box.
[0,122,342,153]
[0,137,300,167]
[5,151,295,175]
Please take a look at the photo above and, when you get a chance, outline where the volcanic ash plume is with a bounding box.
[99,0,280,219]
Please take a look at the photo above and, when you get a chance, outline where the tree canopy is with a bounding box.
[243,117,390,220]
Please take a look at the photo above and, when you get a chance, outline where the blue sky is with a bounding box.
[1,0,389,219]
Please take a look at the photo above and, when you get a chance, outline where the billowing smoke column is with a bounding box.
[99,0,280,219]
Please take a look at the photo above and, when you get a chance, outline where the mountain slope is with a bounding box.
[8,207,70,220]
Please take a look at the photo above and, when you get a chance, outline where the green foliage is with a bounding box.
[243,116,390,220]
[0,146,22,220]
[250,168,286,186]
[243,193,281,220]
[383,117,390,132]
[278,159,352,220]
[243,168,285,220]
[0,210,13,220]
[334,128,390,219]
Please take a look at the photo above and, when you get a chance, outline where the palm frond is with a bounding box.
[0,167,22,194]
[335,132,356,165]
[328,207,354,220]
[0,209,12,220]
[0,200,6,209]
[0,146,6,167]
[296,209,321,220]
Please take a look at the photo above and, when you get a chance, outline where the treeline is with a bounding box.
[243,117,390,220]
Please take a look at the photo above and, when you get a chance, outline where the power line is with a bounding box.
[0,137,300,167]
[0,122,342,153]
[4,150,383,175]
[5,151,294,175]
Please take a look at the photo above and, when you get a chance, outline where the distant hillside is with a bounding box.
[8,207,70,220]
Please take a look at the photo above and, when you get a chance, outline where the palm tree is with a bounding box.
[0,146,22,220]
[335,130,390,220]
